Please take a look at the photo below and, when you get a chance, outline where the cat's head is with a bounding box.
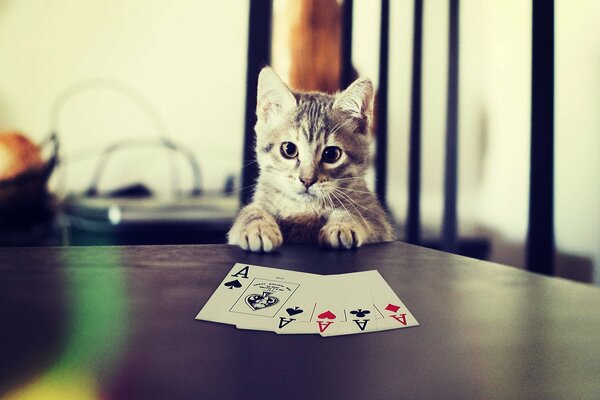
[254,67,374,204]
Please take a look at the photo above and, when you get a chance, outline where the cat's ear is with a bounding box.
[333,78,374,121]
[256,67,296,123]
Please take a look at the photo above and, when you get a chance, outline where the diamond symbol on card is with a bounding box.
[385,303,401,313]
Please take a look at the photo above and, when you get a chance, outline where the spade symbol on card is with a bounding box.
[286,307,304,316]
[224,279,242,289]
[350,309,371,318]
[245,292,279,311]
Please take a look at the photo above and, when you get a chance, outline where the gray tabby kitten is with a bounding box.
[228,67,394,252]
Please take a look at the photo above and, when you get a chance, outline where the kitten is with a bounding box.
[228,67,394,252]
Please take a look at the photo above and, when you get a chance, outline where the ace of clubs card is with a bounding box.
[318,271,380,337]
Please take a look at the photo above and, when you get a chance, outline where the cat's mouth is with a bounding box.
[297,190,318,201]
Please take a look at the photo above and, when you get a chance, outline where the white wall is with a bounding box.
[476,0,532,244]
[353,0,485,235]
[0,0,249,196]
[352,0,599,280]
[475,0,600,279]
[555,0,600,280]
[1,1,598,279]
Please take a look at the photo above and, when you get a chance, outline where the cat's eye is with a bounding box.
[322,146,342,163]
[280,142,298,159]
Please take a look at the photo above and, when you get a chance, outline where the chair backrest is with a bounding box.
[241,0,272,207]
[527,0,555,275]
[240,0,555,275]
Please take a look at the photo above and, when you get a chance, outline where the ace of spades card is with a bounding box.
[235,276,323,334]
[195,263,318,327]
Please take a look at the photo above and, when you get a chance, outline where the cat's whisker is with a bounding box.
[327,118,353,136]
[327,189,351,220]
[333,189,386,217]
[329,188,370,228]
[328,188,360,228]
[326,190,337,210]
[327,122,342,136]
[324,191,336,211]
[327,119,350,136]
[240,159,259,169]
[330,178,363,182]
[322,180,373,195]
[224,182,258,196]
[329,176,366,183]
[331,187,389,217]
[328,124,344,137]
[333,186,375,194]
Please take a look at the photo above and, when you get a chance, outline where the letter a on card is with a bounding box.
[390,313,407,325]
[232,266,249,279]
[318,321,333,333]
[278,317,295,329]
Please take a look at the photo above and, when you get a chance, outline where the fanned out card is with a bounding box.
[195,263,418,336]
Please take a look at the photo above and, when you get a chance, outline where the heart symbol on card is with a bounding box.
[385,303,401,313]
[317,310,336,320]
[286,307,304,316]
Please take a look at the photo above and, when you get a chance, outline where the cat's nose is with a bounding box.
[299,177,316,188]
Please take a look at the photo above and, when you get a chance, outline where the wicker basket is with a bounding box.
[0,134,59,222]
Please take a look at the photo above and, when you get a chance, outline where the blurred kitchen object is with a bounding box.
[0,132,58,226]
[61,136,238,246]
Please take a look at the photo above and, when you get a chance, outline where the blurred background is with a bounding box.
[0,0,598,284]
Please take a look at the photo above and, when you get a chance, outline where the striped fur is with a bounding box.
[228,67,394,252]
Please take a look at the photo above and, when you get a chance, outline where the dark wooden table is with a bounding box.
[1,242,599,399]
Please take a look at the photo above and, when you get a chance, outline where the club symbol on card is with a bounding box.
[224,279,242,289]
[286,307,304,316]
[317,310,336,320]
[385,303,401,313]
[350,309,371,318]
[245,292,279,311]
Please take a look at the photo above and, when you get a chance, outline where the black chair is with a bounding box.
[240,0,555,274]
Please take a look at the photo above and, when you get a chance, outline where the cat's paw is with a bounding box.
[318,222,365,250]
[230,220,283,253]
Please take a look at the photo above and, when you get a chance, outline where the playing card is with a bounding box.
[311,275,348,334]
[260,274,342,335]
[195,263,319,327]
[235,276,323,334]
[319,271,379,337]
[195,263,418,337]
[369,271,419,331]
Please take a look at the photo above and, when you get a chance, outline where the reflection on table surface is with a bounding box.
[2,249,128,400]
[1,243,600,400]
